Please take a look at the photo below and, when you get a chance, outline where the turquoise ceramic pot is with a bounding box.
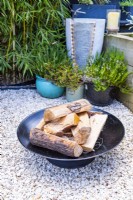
[36,75,65,98]
[66,84,84,102]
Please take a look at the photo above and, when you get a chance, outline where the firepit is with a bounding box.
[17,108,125,169]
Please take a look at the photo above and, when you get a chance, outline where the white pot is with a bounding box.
[66,18,105,69]
[66,84,84,102]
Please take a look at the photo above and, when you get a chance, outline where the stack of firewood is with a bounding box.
[30,99,108,157]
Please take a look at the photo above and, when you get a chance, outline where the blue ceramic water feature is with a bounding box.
[36,75,65,98]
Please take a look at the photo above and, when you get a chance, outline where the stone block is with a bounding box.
[104,33,133,112]
[127,65,133,87]
[104,33,133,67]
[119,92,133,112]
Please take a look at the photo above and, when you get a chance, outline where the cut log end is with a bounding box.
[72,112,91,145]
[36,119,45,130]
[73,127,91,145]
[74,144,83,157]
[82,147,93,152]
[73,113,80,125]
[44,110,54,122]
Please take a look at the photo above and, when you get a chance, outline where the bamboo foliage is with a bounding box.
[0,0,69,84]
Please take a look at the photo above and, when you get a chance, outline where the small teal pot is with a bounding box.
[36,75,65,98]
[66,84,84,102]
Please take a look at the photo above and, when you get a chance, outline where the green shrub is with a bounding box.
[60,65,83,90]
[120,0,133,6]
[0,0,69,83]
[85,48,132,93]
[33,40,83,90]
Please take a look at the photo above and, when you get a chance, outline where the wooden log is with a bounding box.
[87,111,103,117]
[44,99,92,122]
[82,114,108,152]
[43,113,79,136]
[71,112,91,145]
[30,128,83,157]
[36,119,45,130]
[63,131,73,137]
[62,135,74,141]
[79,112,91,126]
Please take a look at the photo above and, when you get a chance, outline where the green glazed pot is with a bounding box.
[66,84,84,102]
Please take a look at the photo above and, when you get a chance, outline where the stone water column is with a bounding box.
[66,18,105,69]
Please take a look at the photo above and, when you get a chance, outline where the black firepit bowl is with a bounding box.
[17,108,125,169]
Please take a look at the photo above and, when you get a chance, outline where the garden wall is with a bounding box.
[104,33,133,112]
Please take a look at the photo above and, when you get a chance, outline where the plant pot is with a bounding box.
[66,18,105,69]
[120,6,133,32]
[72,4,118,19]
[66,84,84,102]
[85,83,114,106]
[36,75,65,98]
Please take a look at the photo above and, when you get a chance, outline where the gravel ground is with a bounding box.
[0,89,133,200]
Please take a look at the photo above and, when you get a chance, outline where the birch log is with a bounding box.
[44,99,92,122]
[71,112,91,144]
[43,113,79,136]
[82,114,108,152]
[36,119,45,130]
[30,128,83,157]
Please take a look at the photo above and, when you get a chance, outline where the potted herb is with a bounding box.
[71,0,118,19]
[62,65,84,101]
[120,0,133,31]
[33,43,69,99]
[85,48,132,106]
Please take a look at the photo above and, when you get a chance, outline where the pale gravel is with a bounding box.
[0,89,133,200]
